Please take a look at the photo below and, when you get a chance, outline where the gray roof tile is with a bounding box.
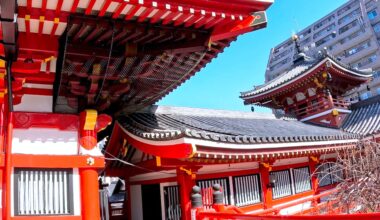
[118,105,358,144]
[342,95,380,136]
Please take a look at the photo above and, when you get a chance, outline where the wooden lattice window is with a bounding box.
[14,168,74,216]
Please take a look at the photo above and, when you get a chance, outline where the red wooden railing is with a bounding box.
[196,212,380,220]
[195,189,380,220]
[293,98,350,119]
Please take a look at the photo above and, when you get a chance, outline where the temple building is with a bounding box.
[102,42,380,219]
[0,0,274,220]
[0,0,380,220]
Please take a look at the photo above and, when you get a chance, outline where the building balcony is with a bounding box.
[341,44,378,65]
[330,28,373,56]
[290,97,349,121]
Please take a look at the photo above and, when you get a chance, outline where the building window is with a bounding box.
[317,164,333,187]
[366,0,376,9]
[270,167,312,199]
[368,9,378,20]
[313,23,336,39]
[270,48,292,64]
[300,37,312,47]
[314,15,335,30]
[339,20,359,34]
[14,169,74,216]
[315,33,336,47]
[299,29,311,39]
[197,178,230,208]
[271,170,292,199]
[293,167,312,194]
[339,29,366,45]
[374,22,380,33]
[269,57,291,71]
[163,185,181,220]
[353,53,377,69]
[338,8,360,25]
[317,163,343,187]
[233,174,262,207]
[344,40,371,57]
[337,2,357,16]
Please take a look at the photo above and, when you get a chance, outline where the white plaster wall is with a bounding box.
[12,128,78,155]
[14,95,53,113]
[131,185,143,220]
[273,157,309,167]
[197,162,259,175]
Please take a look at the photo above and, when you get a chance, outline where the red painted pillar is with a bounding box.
[309,157,320,209]
[176,167,196,220]
[125,178,132,220]
[5,112,12,220]
[80,168,101,220]
[259,163,273,209]
[309,158,319,194]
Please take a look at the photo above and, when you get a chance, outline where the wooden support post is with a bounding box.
[309,156,320,208]
[80,168,101,220]
[260,162,273,209]
[5,111,13,220]
[177,167,196,220]
[125,178,132,220]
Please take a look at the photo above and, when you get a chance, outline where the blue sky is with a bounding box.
[157,0,348,112]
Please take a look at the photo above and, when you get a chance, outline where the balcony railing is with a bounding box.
[193,186,380,220]
[292,98,350,119]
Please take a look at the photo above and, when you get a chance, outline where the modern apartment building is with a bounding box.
[265,0,380,101]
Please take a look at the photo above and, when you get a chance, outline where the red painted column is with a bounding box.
[309,158,319,194]
[176,167,196,220]
[125,178,132,220]
[259,163,273,209]
[5,112,13,220]
[309,157,320,208]
[80,168,101,220]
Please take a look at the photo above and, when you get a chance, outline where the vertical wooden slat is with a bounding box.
[44,171,49,214]
[39,171,43,214]
[15,169,72,215]
[19,171,24,214]
[63,171,68,214]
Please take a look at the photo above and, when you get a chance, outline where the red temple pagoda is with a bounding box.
[0,0,380,220]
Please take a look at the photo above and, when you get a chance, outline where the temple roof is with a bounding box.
[342,95,380,136]
[240,54,373,100]
[118,105,360,145]
[0,0,273,113]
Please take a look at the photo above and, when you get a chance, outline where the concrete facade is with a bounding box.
[265,0,380,102]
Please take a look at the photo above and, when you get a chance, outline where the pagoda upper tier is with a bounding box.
[240,51,373,128]
[0,0,273,113]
